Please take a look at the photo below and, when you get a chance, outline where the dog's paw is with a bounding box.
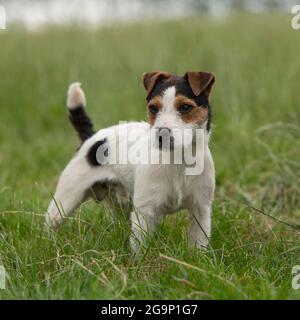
[44,212,62,230]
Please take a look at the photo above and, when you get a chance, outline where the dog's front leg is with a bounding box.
[187,149,215,250]
[130,208,160,253]
[188,203,211,250]
[129,165,167,254]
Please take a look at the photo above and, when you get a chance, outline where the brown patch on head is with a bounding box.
[142,71,171,99]
[142,70,216,130]
[174,95,209,125]
[147,96,162,126]
[184,72,215,102]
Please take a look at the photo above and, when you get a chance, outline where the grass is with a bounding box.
[0,13,300,299]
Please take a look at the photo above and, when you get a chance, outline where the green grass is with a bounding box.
[0,13,300,299]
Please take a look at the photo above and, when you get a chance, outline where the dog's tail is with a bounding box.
[67,82,95,142]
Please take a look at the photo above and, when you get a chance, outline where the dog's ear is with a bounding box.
[142,71,171,98]
[184,72,215,99]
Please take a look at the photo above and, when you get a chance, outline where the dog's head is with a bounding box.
[142,71,215,149]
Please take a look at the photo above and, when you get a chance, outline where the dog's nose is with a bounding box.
[158,127,171,135]
[157,127,173,150]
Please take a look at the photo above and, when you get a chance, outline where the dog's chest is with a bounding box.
[162,166,192,212]
[173,178,184,209]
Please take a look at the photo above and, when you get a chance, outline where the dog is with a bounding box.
[45,71,216,253]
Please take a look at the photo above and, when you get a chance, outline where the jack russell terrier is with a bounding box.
[45,71,216,253]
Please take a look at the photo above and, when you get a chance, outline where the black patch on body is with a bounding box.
[69,106,95,142]
[147,76,212,132]
[87,138,109,166]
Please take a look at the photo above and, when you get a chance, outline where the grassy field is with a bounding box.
[0,14,300,299]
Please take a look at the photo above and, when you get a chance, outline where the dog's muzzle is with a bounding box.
[156,127,174,150]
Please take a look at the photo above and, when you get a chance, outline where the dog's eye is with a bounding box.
[149,105,159,115]
[179,104,193,113]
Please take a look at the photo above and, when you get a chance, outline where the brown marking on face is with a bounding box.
[174,94,209,125]
[147,96,162,126]
[142,71,215,129]
[184,72,215,102]
[142,71,171,99]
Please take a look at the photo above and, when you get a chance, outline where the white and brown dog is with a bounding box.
[45,71,216,253]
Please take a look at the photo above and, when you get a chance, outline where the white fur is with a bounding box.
[45,85,215,254]
[67,82,86,110]
[155,86,180,129]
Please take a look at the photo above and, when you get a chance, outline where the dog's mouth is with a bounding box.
[158,135,174,150]
[155,128,174,151]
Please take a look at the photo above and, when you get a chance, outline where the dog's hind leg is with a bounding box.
[45,155,97,228]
